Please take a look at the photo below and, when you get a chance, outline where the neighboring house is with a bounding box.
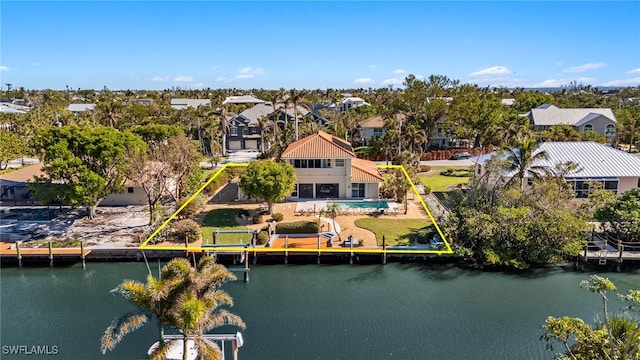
[281,131,384,199]
[526,104,617,139]
[66,103,96,115]
[472,142,640,197]
[501,98,515,106]
[226,102,312,151]
[227,103,273,151]
[136,98,153,105]
[359,115,386,144]
[339,96,369,112]
[0,163,162,206]
[0,104,27,114]
[222,95,266,105]
[170,98,211,110]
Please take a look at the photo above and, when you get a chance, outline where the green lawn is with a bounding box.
[354,218,434,246]
[200,209,253,245]
[418,166,472,192]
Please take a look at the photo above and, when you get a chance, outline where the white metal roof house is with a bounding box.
[473,142,640,197]
[526,104,617,139]
[67,103,96,115]
[170,98,211,110]
[222,95,266,105]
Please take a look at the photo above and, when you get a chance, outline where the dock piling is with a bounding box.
[48,241,54,267]
[81,241,86,268]
[16,241,22,267]
[243,248,249,282]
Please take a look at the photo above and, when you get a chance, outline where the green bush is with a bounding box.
[275,221,319,234]
[423,184,431,194]
[204,172,230,196]
[170,219,201,243]
[252,214,263,224]
[271,212,284,222]
[256,231,270,245]
[176,194,207,219]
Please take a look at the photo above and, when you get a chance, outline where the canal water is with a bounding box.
[1,262,639,360]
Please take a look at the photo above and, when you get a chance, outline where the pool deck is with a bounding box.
[294,200,399,214]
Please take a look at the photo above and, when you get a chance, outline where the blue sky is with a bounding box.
[1,1,639,90]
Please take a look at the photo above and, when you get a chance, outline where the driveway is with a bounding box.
[222,150,259,164]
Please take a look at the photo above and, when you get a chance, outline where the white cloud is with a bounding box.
[381,78,403,86]
[151,76,170,81]
[468,66,512,77]
[563,62,606,73]
[393,69,407,74]
[0,65,14,71]
[602,77,640,87]
[215,77,233,83]
[173,75,193,82]
[236,66,265,79]
[192,83,204,88]
[354,78,376,85]
[367,64,376,69]
[627,68,640,74]
[414,74,425,80]
[532,77,596,87]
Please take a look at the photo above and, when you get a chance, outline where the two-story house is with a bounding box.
[526,104,617,139]
[281,131,384,199]
[67,103,96,115]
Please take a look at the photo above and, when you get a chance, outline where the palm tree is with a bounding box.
[503,137,549,191]
[101,257,245,360]
[290,89,312,141]
[163,257,245,360]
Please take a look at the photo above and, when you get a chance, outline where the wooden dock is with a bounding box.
[0,241,91,267]
[579,232,640,270]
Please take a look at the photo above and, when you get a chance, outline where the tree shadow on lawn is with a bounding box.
[201,208,243,227]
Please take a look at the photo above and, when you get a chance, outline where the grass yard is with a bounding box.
[200,209,253,245]
[354,218,434,246]
[418,166,471,192]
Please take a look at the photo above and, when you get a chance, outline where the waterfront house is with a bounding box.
[338,96,369,112]
[0,163,170,206]
[281,131,383,199]
[526,104,617,139]
[222,95,266,105]
[472,141,640,197]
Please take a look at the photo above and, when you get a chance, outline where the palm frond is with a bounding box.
[100,313,148,353]
[149,339,178,360]
[194,338,223,360]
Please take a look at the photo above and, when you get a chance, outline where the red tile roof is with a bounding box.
[359,115,385,128]
[281,131,355,159]
[351,158,384,183]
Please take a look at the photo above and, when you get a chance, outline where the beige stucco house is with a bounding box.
[281,131,384,199]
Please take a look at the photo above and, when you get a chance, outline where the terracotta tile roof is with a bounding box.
[281,131,355,159]
[359,115,385,128]
[351,158,384,183]
[0,163,45,183]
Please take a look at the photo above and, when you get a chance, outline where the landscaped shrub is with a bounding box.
[204,172,230,196]
[415,226,436,244]
[252,214,263,224]
[423,184,431,194]
[256,231,269,245]
[419,165,431,173]
[176,194,207,219]
[271,213,284,222]
[170,219,202,243]
[275,221,319,234]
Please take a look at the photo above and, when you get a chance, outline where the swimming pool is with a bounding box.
[330,201,389,209]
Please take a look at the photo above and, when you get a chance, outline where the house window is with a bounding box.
[127,187,135,193]
[351,183,365,198]
[583,124,594,132]
[323,159,332,168]
[230,125,238,136]
[293,159,301,168]
[373,128,384,137]
[335,159,345,167]
[291,184,298,197]
[605,124,616,137]
[604,180,618,193]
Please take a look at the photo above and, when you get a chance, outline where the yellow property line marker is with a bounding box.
[139,163,453,255]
